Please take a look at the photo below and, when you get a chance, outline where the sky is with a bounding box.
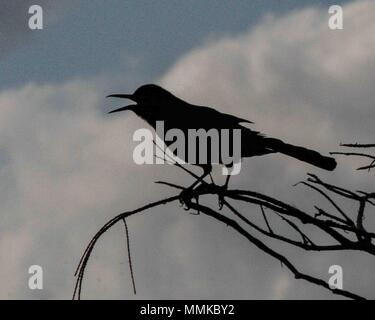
[1,0,375,300]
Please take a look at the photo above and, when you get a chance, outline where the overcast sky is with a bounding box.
[1,0,374,300]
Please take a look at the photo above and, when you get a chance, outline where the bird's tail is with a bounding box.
[264,138,337,171]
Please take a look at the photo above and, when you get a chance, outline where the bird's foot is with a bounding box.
[179,188,201,215]
[218,195,225,210]
[190,195,201,215]
[216,183,229,210]
[179,188,194,210]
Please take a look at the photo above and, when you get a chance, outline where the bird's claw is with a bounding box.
[218,194,225,210]
[213,181,228,210]
[179,188,193,210]
[179,189,201,215]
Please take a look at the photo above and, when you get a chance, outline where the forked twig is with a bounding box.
[73,195,179,300]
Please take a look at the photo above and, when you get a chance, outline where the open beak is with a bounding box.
[107,94,136,114]
[107,94,134,100]
[108,105,136,114]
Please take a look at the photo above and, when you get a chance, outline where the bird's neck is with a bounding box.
[133,105,161,129]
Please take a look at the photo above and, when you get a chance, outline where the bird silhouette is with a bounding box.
[108,84,336,188]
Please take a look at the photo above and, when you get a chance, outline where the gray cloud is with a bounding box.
[1,0,375,299]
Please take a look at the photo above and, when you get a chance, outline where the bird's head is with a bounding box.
[107,84,173,114]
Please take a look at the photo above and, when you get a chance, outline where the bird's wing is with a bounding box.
[188,105,254,126]
[157,103,254,131]
[225,113,254,124]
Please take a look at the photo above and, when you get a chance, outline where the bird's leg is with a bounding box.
[223,174,231,189]
[189,164,212,189]
[189,195,201,215]
[179,165,212,210]
[217,168,232,210]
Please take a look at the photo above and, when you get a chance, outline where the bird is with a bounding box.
[107,84,337,189]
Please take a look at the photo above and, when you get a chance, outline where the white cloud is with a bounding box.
[161,0,375,150]
[160,0,375,298]
[0,79,174,298]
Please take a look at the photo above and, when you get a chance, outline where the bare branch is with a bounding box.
[74,143,375,300]
[298,181,352,224]
[184,199,365,300]
[260,205,273,234]
[73,195,180,300]
[122,218,136,295]
[341,143,375,148]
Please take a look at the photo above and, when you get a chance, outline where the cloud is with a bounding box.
[160,0,375,194]
[160,0,375,298]
[1,0,375,299]
[0,78,210,299]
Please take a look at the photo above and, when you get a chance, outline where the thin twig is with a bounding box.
[122,218,137,295]
[299,181,352,224]
[341,143,375,148]
[185,199,365,300]
[260,205,273,234]
[73,195,180,300]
